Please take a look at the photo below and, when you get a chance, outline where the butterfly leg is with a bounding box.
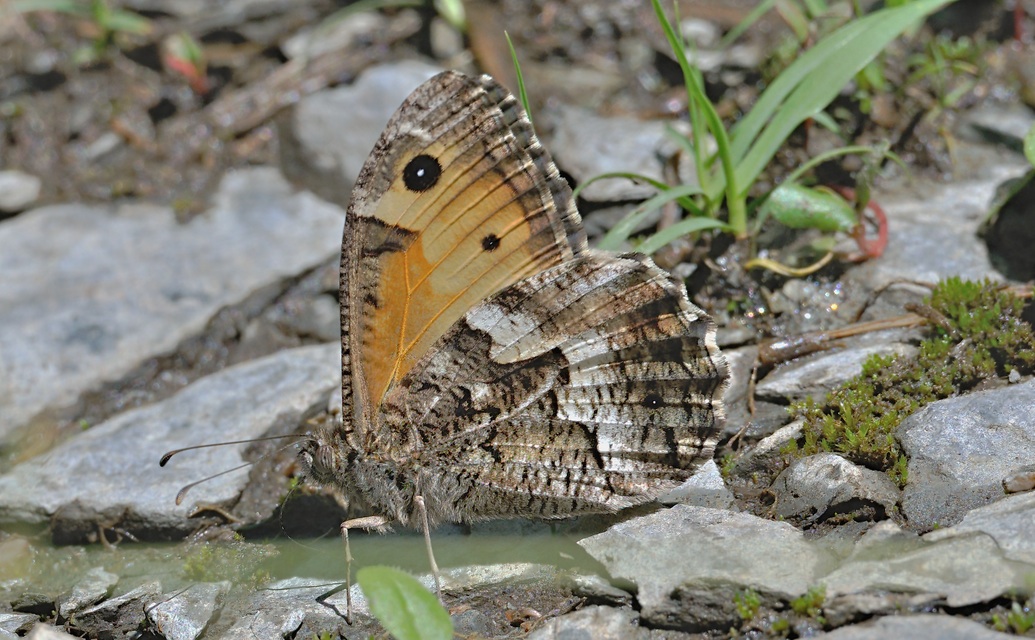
[414,495,442,598]
[340,514,392,623]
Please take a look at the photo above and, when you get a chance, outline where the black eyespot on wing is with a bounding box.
[481,234,500,252]
[645,393,663,409]
[402,154,441,192]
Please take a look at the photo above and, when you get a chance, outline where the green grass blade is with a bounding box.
[598,182,709,250]
[725,0,955,197]
[505,31,533,125]
[636,217,729,254]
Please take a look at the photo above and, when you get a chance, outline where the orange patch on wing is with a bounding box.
[361,170,555,411]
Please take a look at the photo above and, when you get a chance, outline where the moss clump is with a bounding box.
[791,277,1035,485]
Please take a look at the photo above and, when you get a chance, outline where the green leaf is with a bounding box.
[357,566,453,640]
[1025,123,1035,168]
[760,183,857,232]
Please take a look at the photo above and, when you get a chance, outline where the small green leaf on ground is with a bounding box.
[357,566,453,640]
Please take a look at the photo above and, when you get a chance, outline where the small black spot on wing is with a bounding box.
[481,233,500,252]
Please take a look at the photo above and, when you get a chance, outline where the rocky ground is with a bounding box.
[2,1,1035,639]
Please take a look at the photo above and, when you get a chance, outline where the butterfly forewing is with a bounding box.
[342,71,585,424]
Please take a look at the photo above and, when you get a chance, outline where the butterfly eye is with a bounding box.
[644,393,663,409]
[402,154,442,192]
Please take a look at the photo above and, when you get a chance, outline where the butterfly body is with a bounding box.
[300,71,729,529]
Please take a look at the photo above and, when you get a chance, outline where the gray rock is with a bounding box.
[899,380,1035,531]
[56,567,118,620]
[0,613,37,635]
[0,344,339,539]
[24,624,78,640]
[925,490,1035,565]
[821,592,942,628]
[719,345,760,438]
[962,103,1035,149]
[146,582,229,640]
[526,606,647,640]
[543,104,690,202]
[817,614,1017,639]
[281,11,387,60]
[659,460,735,510]
[0,168,345,441]
[280,60,444,205]
[844,158,1026,312]
[579,504,824,629]
[771,454,900,523]
[731,420,802,476]
[565,573,633,607]
[0,170,41,212]
[74,581,161,639]
[755,342,915,403]
[820,532,1025,607]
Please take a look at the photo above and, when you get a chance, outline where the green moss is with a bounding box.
[734,589,762,622]
[790,585,826,622]
[792,278,1035,484]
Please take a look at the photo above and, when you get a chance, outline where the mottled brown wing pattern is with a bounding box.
[305,70,729,531]
[340,71,586,439]
[382,252,729,525]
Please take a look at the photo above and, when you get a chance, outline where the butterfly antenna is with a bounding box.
[160,433,302,466]
[163,435,304,505]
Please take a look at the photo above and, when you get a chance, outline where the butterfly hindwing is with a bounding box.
[385,252,729,524]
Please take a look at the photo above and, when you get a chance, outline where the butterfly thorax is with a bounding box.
[299,412,462,528]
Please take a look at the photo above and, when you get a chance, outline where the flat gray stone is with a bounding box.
[817,614,1017,639]
[0,168,345,441]
[0,613,37,635]
[0,170,41,211]
[146,582,229,640]
[844,158,1026,309]
[24,625,78,640]
[659,460,735,510]
[755,342,915,403]
[820,533,1025,607]
[899,380,1035,531]
[925,490,1035,565]
[543,104,691,202]
[579,505,824,629]
[281,60,444,205]
[56,567,118,620]
[526,606,647,640]
[771,454,900,523]
[0,344,339,538]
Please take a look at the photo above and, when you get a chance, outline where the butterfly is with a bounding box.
[299,70,729,535]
